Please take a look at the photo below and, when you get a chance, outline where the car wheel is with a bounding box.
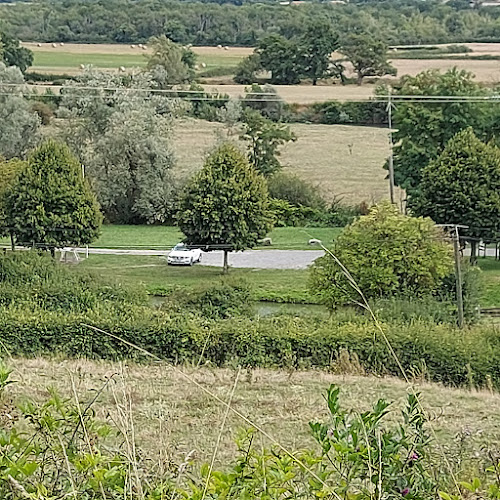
[198,254,202,263]
[189,258,194,266]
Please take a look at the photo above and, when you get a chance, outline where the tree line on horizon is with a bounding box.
[1,0,500,47]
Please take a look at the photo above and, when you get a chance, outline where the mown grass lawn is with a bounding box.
[77,254,313,302]
[478,257,500,308]
[88,225,341,251]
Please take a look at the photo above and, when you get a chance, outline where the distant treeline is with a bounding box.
[2,0,500,46]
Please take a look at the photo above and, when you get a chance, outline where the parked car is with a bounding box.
[167,243,202,265]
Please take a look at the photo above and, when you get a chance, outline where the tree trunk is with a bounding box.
[312,78,317,86]
[10,232,15,252]
[50,247,56,259]
[470,240,478,265]
[356,73,363,86]
[223,249,229,274]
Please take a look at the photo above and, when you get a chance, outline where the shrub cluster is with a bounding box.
[1,305,499,389]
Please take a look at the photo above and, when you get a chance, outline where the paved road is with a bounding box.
[76,247,325,269]
[6,245,498,270]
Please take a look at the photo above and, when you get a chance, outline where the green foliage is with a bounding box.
[146,35,194,86]
[166,277,252,319]
[299,20,339,85]
[256,34,303,85]
[0,372,173,499]
[306,100,388,125]
[390,68,490,195]
[267,172,325,210]
[241,83,285,121]
[30,100,54,125]
[60,69,180,224]
[412,128,500,243]
[234,53,262,84]
[340,33,397,85]
[0,62,40,160]
[0,31,33,72]
[310,202,454,308]
[0,158,25,238]
[268,198,326,227]
[240,109,296,176]
[2,305,500,388]
[0,251,146,312]
[5,140,103,250]
[178,143,273,271]
[5,0,500,48]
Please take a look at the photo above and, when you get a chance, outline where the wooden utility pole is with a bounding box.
[438,224,468,328]
[387,92,395,204]
[452,226,464,329]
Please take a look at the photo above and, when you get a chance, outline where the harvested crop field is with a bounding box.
[172,118,397,203]
[23,42,500,92]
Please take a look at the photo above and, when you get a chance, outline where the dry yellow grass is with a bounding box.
[202,83,377,103]
[172,118,400,203]
[23,42,500,102]
[8,357,500,469]
[391,58,500,83]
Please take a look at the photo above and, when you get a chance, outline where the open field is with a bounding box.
[23,42,500,88]
[24,42,249,74]
[172,118,395,203]
[8,357,500,467]
[80,225,340,251]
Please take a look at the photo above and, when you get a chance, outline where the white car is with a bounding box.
[167,243,202,265]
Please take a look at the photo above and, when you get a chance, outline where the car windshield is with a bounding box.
[173,244,189,251]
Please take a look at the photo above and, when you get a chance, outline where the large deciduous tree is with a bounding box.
[59,69,182,224]
[310,202,453,309]
[240,109,296,177]
[299,20,339,86]
[412,128,500,262]
[256,34,303,85]
[0,32,33,72]
[0,158,25,249]
[5,140,102,254]
[0,63,40,159]
[178,144,273,273]
[390,68,489,196]
[340,34,396,85]
[146,35,195,86]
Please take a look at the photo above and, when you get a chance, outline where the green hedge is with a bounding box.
[2,305,499,389]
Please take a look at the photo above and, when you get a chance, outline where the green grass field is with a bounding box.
[32,51,148,69]
[32,51,242,70]
[479,257,500,307]
[87,225,341,251]
[77,254,311,302]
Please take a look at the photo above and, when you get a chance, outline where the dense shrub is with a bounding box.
[0,251,146,312]
[268,172,326,210]
[165,277,252,319]
[30,100,55,125]
[310,202,454,308]
[269,199,325,227]
[286,100,388,126]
